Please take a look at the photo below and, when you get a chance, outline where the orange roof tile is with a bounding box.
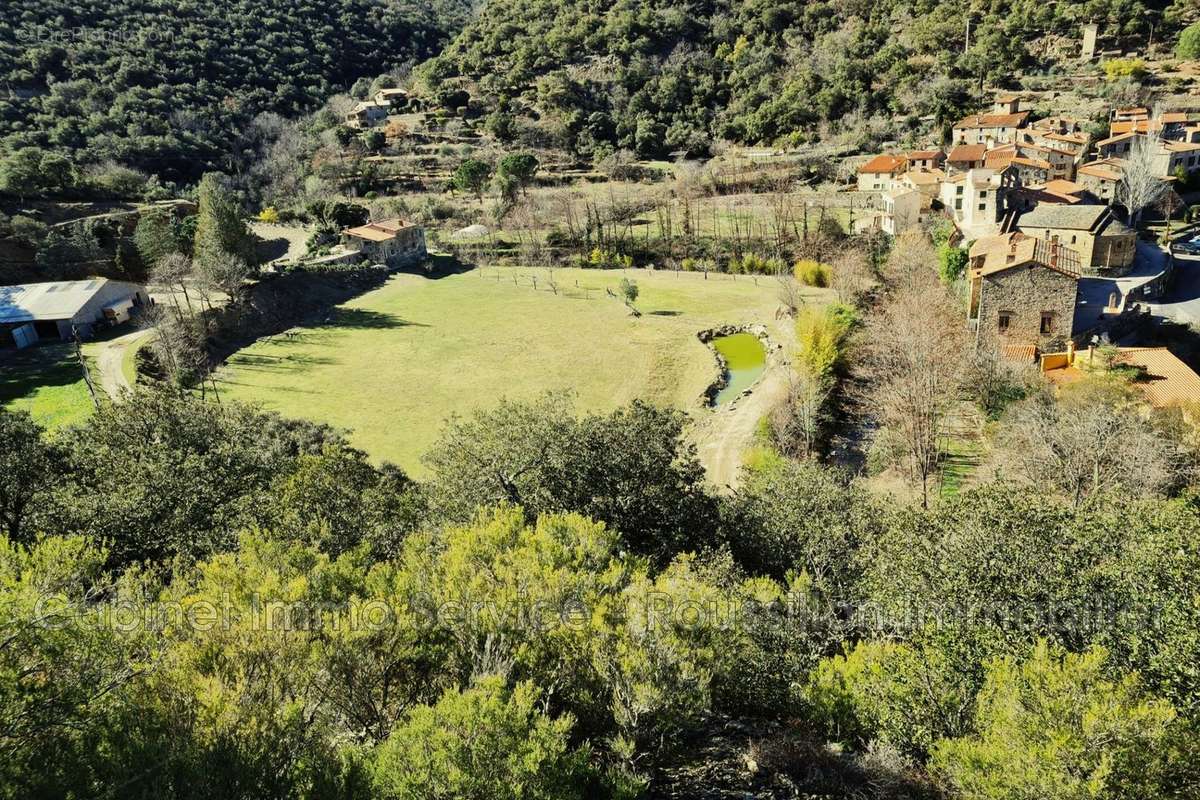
[858,154,907,174]
[948,143,987,162]
[1114,348,1200,408]
[954,110,1030,129]
[344,218,416,241]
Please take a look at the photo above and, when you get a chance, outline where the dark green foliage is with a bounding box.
[1179,22,1200,59]
[450,158,492,200]
[0,408,60,544]
[423,393,719,564]
[723,457,877,599]
[0,0,472,188]
[418,0,1152,156]
[41,387,346,569]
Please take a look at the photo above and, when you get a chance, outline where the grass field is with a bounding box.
[216,266,821,475]
[0,342,97,430]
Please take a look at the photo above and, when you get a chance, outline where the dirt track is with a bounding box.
[93,329,149,400]
[692,325,792,491]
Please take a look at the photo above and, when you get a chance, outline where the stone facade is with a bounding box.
[972,263,1079,351]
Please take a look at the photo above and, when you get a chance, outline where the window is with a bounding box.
[998,312,1012,333]
[1071,235,1077,244]
[1040,312,1055,335]
[956,186,964,195]
[978,203,987,211]
[955,199,963,210]
[980,191,988,198]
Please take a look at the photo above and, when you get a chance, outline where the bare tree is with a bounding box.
[1118,135,1169,227]
[859,233,967,507]
[770,370,831,458]
[991,381,1190,505]
[775,275,805,317]
[829,245,876,306]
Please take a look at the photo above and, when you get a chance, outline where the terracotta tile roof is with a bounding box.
[947,143,987,162]
[1161,140,1200,153]
[901,169,943,185]
[1114,348,1200,408]
[954,110,1030,129]
[1097,131,1138,146]
[1012,156,1052,171]
[971,234,1082,279]
[969,232,1026,260]
[1040,179,1086,195]
[858,154,907,174]
[1043,131,1090,146]
[344,218,415,242]
[1077,159,1125,181]
[907,149,943,160]
[1160,112,1190,123]
[1001,343,1038,363]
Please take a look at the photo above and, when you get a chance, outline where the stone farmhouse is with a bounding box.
[342,219,427,267]
[967,233,1081,353]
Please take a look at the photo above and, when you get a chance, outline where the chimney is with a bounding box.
[1051,241,1059,267]
[1067,340,1076,365]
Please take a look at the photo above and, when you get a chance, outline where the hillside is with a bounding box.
[0,0,474,185]
[418,0,1167,158]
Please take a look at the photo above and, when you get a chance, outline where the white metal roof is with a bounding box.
[0,278,118,324]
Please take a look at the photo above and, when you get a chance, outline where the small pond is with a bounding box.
[711,332,766,405]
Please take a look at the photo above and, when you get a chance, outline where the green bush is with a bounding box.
[793,258,833,287]
[937,244,968,284]
[1177,22,1200,60]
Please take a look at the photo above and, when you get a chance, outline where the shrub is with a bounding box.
[257,206,279,223]
[373,678,588,800]
[795,303,856,378]
[1177,22,1200,60]
[1103,58,1147,80]
[937,244,968,284]
[794,259,833,287]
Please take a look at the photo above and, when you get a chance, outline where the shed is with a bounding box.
[0,278,148,347]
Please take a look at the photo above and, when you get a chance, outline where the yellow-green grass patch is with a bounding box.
[216,267,823,475]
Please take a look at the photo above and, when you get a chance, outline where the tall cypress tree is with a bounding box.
[193,172,257,270]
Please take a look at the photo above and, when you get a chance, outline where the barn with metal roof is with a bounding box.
[0,278,148,348]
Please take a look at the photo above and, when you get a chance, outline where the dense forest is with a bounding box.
[419,0,1163,157]
[0,0,474,186]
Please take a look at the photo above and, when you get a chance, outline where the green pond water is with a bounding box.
[712,332,766,405]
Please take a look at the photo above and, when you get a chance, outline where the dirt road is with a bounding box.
[692,334,791,491]
[93,329,149,400]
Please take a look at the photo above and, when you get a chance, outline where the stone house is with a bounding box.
[945,143,986,174]
[856,154,907,191]
[967,234,1081,352]
[952,97,1030,147]
[342,219,427,266]
[345,101,389,129]
[1075,159,1125,202]
[1016,204,1136,275]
